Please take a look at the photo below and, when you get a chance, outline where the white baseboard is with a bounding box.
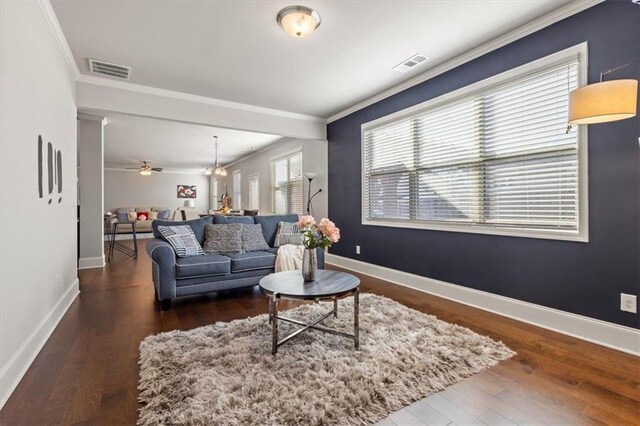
[326,254,640,356]
[0,278,80,409]
[78,255,105,269]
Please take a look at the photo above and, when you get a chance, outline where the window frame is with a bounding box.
[210,176,218,211]
[270,148,304,215]
[248,173,260,211]
[232,169,241,210]
[361,43,589,242]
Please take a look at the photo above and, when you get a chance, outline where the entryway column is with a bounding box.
[77,113,106,269]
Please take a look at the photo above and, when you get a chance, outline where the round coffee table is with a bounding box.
[259,270,360,355]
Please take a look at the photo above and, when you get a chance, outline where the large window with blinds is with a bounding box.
[272,151,303,215]
[362,45,588,241]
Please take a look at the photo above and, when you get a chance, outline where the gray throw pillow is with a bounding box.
[157,225,204,257]
[274,221,302,247]
[203,224,243,254]
[116,211,129,222]
[241,224,270,252]
[157,209,171,220]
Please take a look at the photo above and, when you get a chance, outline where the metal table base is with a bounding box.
[107,221,138,262]
[268,288,359,355]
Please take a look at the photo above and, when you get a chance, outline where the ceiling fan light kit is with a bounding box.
[127,161,162,176]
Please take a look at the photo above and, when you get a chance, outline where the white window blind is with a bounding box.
[210,177,218,210]
[248,174,259,210]
[232,170,241,210]
[271,152,303,215]
[363,52,585,240]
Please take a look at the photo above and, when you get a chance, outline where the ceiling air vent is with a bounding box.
[88,58,131,80]
[393,54,429,72]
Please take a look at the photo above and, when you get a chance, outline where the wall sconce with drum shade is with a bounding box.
[305,172,322,215]
[568,58,639,125]
[276,5,321,38]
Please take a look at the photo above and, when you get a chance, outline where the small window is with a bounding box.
[362,45,588,241]
[232,170,241,210]
[210,177,218,210]
[271,151,303,215]
[248,174,260,211]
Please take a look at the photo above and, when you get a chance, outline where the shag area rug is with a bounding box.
[138,294,514,425]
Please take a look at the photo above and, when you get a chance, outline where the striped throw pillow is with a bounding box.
[157,225,204,257]
[274,221,302,247]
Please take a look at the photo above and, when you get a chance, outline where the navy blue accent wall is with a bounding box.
[328,1,640,328]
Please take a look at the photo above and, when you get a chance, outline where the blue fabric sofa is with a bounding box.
[146,214,324,309]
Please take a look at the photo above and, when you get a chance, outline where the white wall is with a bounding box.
[104,170,210,214]
[221,138,328,219]
[78,115,105,268]
[0,1,79,408]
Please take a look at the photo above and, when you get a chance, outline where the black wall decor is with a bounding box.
[37,134,63,204]
[327,1,640,328]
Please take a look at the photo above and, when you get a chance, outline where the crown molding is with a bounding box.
[326,0,605,123]
[77,112,107,125]
[221,137,291,169]
[37,0,80,79]
[104,167,206,176]
[38,0,325,125]
[76,74,326,124]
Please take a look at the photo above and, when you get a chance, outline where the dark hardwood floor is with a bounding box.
[1,239,638,425]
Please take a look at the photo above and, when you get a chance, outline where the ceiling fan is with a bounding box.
[126,161,163,176]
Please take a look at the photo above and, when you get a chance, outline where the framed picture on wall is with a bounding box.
[177,185,197,199]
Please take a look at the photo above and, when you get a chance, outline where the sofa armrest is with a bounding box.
[146,238,177,300]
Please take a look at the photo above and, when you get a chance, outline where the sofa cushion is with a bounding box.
[225,251,276,272]
[203,224,243,254]
[241,224,270,252]
[135,220,153,232]
[254,214,298,246]
[175,253,231,278]
[265,247,279,255]
[135,207,151,212]
[213,215,255,225]
[153,216,213,245]
[157,225,204,257]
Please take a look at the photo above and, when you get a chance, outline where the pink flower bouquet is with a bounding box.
[296,215,340,249]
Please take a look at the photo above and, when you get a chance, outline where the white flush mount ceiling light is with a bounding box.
[277,5,321,38]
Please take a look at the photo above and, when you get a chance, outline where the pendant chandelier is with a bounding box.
[205,136,227,176]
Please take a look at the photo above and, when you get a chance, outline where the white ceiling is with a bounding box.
[102,113,282,173]
[52,0,573,118]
